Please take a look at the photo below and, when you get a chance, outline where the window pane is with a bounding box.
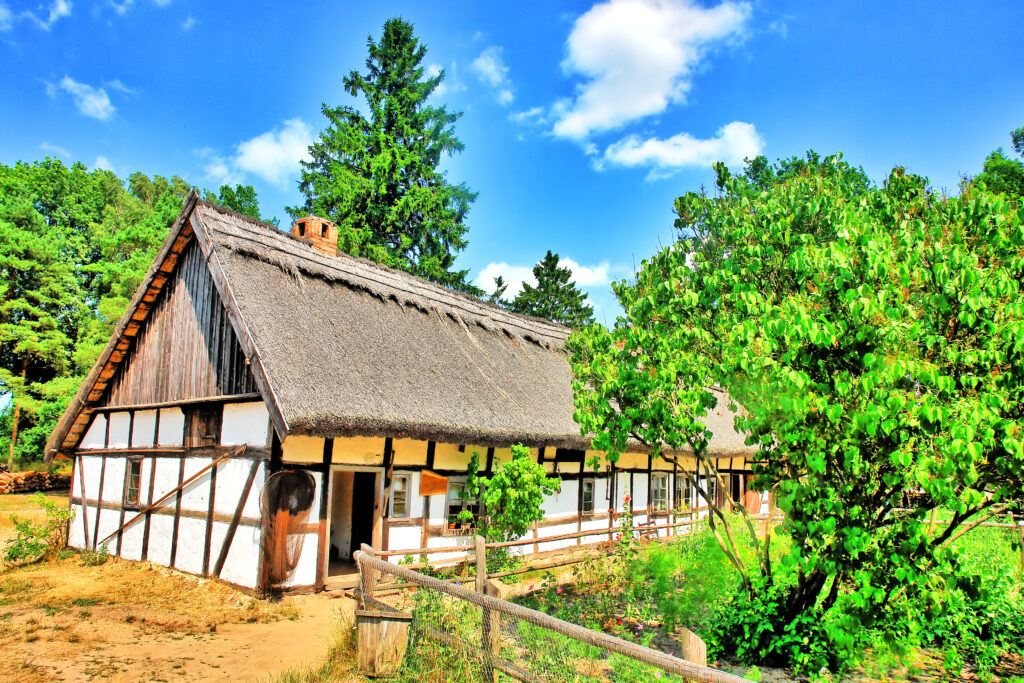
[392,476,408,517]
[582,479,594,513]
[125,461,141,505]
[652,474,668,510]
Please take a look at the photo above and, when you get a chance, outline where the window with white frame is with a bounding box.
[446,480,480,534]
[675,475,693,511]
[581,478,595,515]
[124,459,142,508]
[700,476,717,508]
[651,473,669,512]
[390,474,410,518]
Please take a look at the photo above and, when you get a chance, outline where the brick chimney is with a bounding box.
[291,216,337,256]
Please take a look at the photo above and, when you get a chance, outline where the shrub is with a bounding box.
[2,492,75,564]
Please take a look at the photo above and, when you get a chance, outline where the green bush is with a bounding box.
[2,492,75,564]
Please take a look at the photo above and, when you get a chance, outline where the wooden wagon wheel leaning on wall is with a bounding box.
[259,470,316,591]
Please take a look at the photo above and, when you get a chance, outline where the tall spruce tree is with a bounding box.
[290,18,479,293]
[510,251,594,328]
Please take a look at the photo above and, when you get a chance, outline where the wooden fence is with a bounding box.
[354,543,749,682]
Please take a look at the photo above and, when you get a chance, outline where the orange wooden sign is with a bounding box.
[419,470,448,497]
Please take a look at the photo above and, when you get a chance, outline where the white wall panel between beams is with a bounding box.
[221,402,270,447]
[132,410,157,448]
[179,457,213,513]
[157,408,184,447]
[81,415,107,449]
[107,412,131,449]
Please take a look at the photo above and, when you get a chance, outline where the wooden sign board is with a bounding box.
[419,470,448,497]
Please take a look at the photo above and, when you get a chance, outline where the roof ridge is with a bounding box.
[194,201,571,343]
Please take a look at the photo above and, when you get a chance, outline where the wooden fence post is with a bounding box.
[476,535,499,683]
[360,543,377,604]
[1018,522,1024,577]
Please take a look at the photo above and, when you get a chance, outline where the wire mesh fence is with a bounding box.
[355,546,747,683]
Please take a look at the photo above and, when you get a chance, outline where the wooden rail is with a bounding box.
[355,545,748,683]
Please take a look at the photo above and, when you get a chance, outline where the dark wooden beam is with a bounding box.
[213,459,261,578]
[316,438,333,590]
[141,456,158,560]
[91,455,107,551]
[77,455,90,550]
[169,456,186,567]
[92,393,263,414]
[202,461,219,576]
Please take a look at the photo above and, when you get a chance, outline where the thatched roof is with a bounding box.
[47,196,753,458]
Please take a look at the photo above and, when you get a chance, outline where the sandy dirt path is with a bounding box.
[2,593,354,682]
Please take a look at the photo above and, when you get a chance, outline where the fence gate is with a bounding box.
[354,543,747,683]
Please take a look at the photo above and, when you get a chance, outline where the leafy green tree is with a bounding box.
[0,192,83,467]
[568,155,1024,670]
[971,125,1024,199]
[510,251,594,328]
[0,159,247,464]
[203,183,275,224]
[467,444,561,543]
[290,18,479,293]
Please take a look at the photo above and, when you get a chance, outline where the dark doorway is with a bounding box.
[349,471,376,557]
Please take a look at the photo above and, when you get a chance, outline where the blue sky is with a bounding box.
[2,0,1022,323]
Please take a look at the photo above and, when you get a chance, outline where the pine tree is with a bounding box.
[510,251,594,328]
[488,275,509,306]
[289,18,479,294]
[0,195,82,466]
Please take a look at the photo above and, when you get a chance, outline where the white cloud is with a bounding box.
[471,46,515,107]
[51,76,116,121]
[109,0,133,15]
[202,118,313,188]
[558,258,612,287]
[39,142,71,158]
[768,18,788,38]
[181,12,196,30]
[93,155,114,171]
[24,0,71,29]
[104,79,135,95]
[0,4,13,31]
[552,0,750,141]
[474,257,615,299]
[154,0,171,6]
[510,106,546,126]
[425,61,465,100]
[601,121,763,178]
[234,118,313,187]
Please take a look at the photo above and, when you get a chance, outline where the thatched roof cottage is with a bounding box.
[47,193,756,594]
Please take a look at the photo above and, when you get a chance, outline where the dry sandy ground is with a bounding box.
[1,592,352,683]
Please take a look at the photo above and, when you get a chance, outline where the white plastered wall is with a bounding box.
[221,402,270,446]
[70,451,266,590]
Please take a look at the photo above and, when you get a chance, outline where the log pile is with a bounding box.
[0,470,71,494]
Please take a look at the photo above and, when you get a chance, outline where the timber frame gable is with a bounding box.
[45,191,288,460]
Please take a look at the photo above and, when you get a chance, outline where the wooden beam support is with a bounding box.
[316,438,333,590]
[141,456,158,560]
[91,455,107,551]
[169,456,185,567]
[202,461,219,576]
[77,455,91,550]
[213,458,261,578]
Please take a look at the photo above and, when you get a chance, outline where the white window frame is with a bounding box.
[389,473,411,519]
[581,477,596,516]
[444,479,480,536]
[675,474,694,511]
[124,458,143,509]
[651,473,670,512]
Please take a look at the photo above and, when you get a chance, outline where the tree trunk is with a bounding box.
[6,359,26,469]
